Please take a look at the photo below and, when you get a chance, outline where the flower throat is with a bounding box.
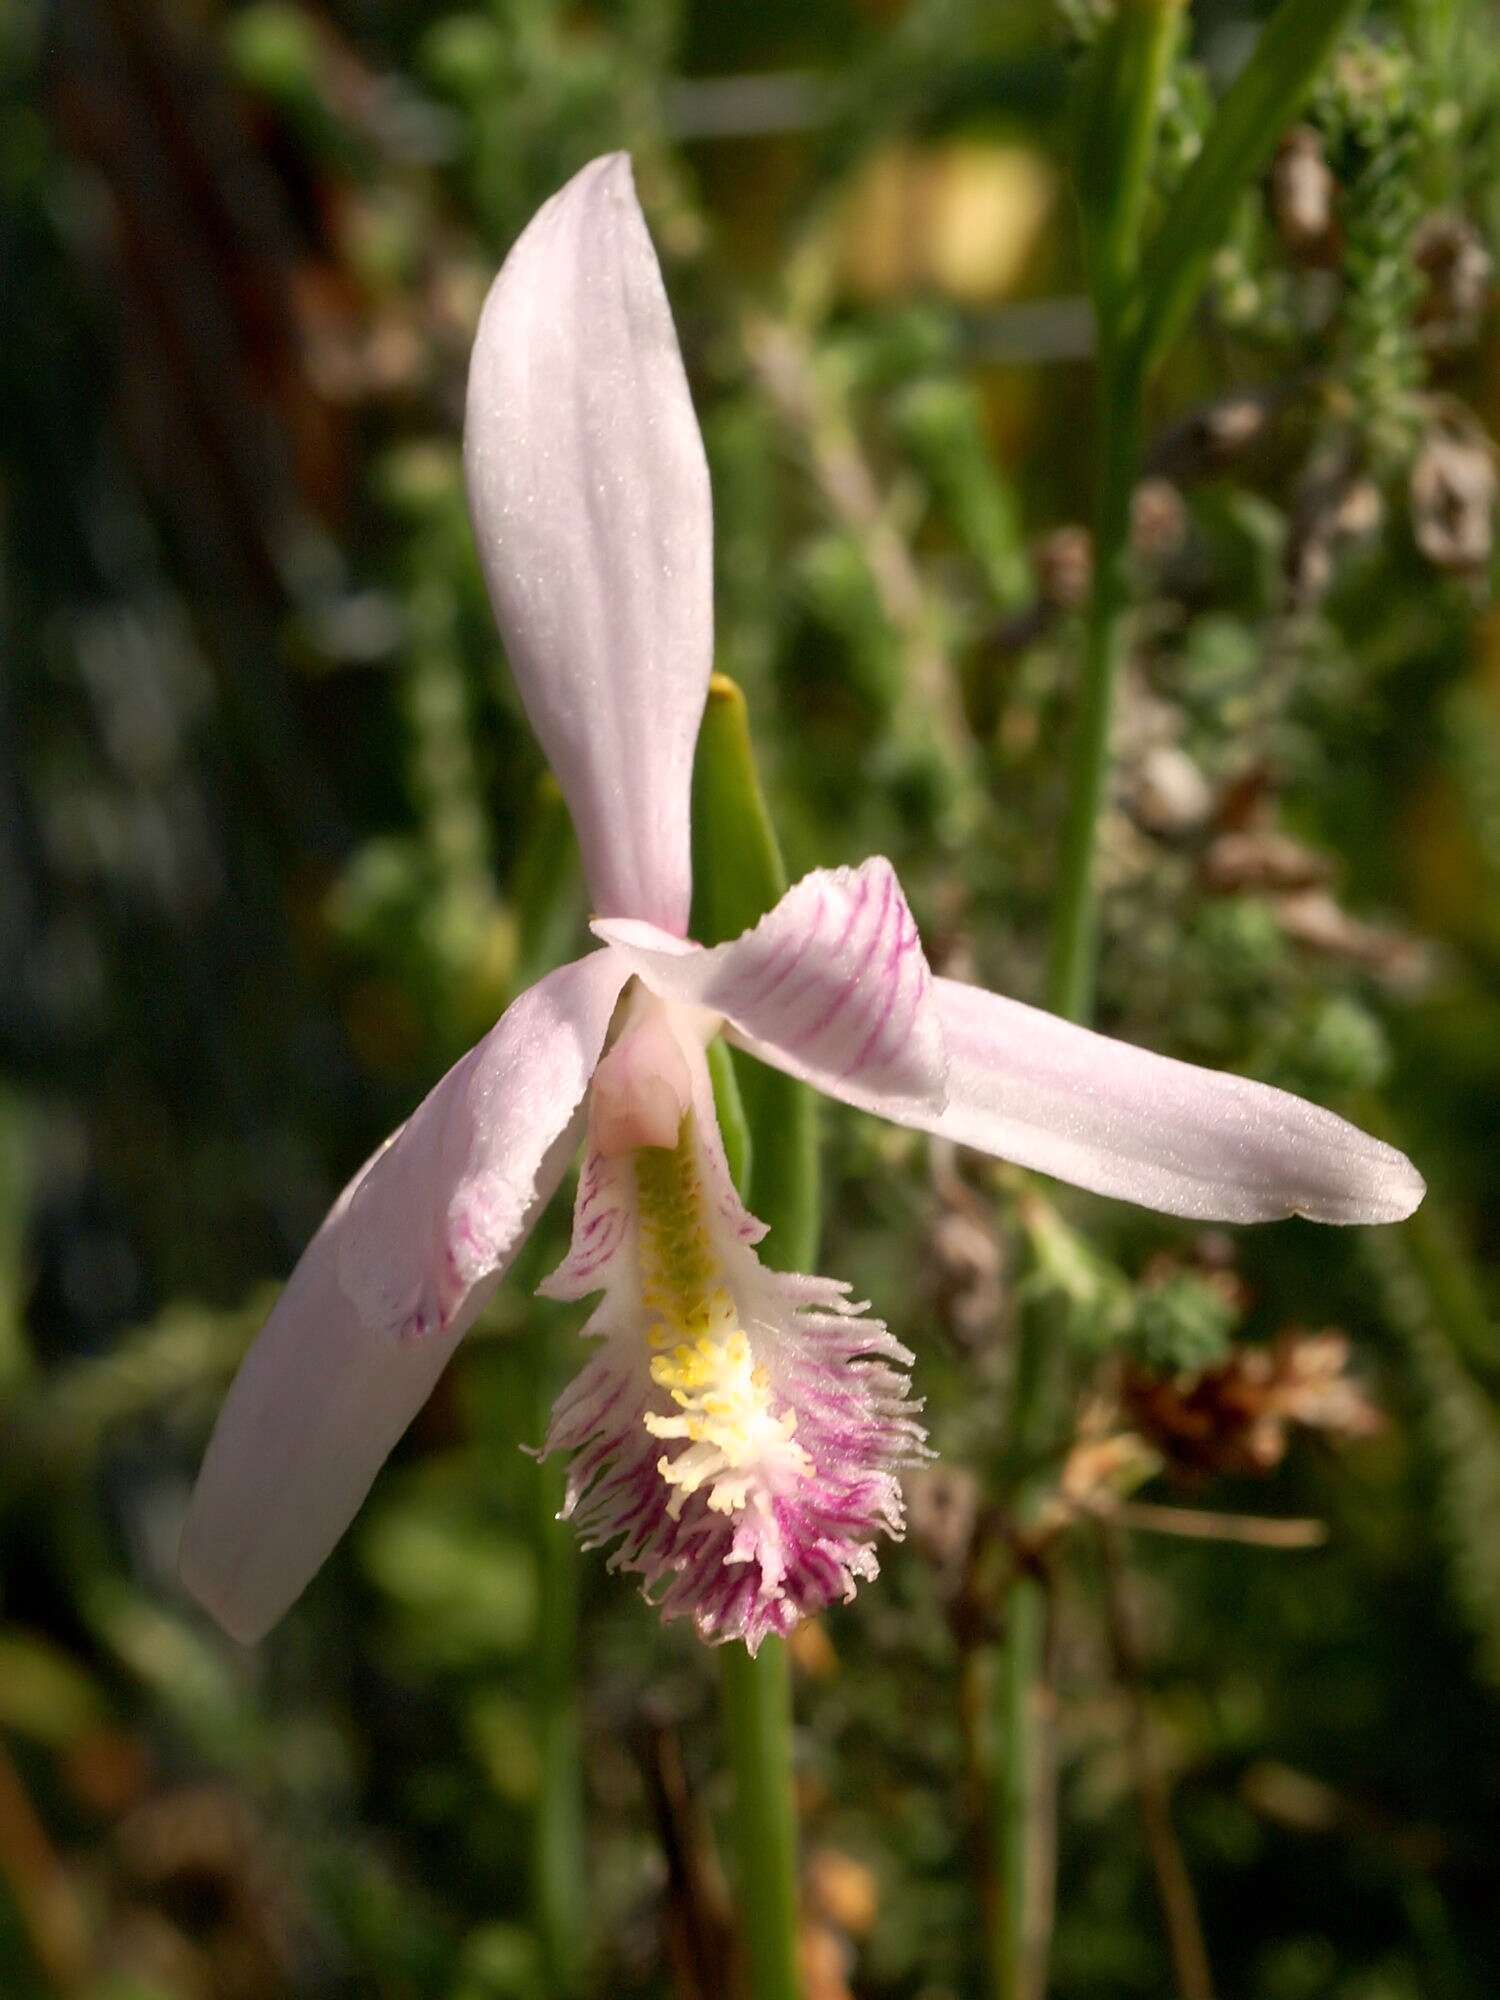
[634,1115,809,1519]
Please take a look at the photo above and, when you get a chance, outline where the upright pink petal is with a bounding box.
[598,862,1422,1226]
[594,858,948,1122]
[916,977,1424,1223]
[464,153,712,934]
[179,950,630,1643]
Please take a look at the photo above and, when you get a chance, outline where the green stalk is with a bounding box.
[1044,367,1143,1026]
[720,1639,802,2000]
[986,33,1159,1992]
[989,4,1366,1993]
[1133,0,1370,372]
[694,672,813,2000]
[985,365,1141,2000]
[1074,0,1186,339]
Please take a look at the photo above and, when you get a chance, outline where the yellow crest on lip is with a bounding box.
[633,1115,810,1517]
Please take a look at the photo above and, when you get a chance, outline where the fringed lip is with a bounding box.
[541,1002,926,1651]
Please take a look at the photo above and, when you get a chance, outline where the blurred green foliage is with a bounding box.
[1,0,1499,1995]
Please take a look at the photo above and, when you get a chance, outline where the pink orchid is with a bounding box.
[179,155,1424,1654]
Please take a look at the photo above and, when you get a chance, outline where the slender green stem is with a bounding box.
[990,313,1148,2000]
[721,1639,802,2000]
[980,325,1145,2000]
[1075,0,1185,336]
[511,781,587,1995]
[989,35,1155,1996]
[1134,0,1370,371]
[694,672,809,2000]
[984,6,1370,1994]
[986,357,1141,1990]
[1045,360,1144,1026]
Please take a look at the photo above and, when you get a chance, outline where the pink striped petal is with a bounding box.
[179,950,629,1642]
[464,153,712,935]
[594,858,948,1120]
[912,977,1424,1224]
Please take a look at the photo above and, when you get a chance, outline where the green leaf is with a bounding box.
[1074,0,1186,340]
[691,674,793,947]
[1134,0,1369,371]
[706,1037,753,1197]
[691,674,820,1272]
[694,677,807,1998]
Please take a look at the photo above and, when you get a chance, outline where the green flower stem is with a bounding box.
[695,672,812,2000]
[720,1638,802,2000]
[1074,0,1185,341]
[1044,364,1143,1027]
[987,392,1140,1989]
[986,309,1145,2000]
[1133,0,1370,372]
[987,5,1372,1992]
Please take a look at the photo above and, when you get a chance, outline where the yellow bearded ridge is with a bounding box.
[632,1116,810,1518]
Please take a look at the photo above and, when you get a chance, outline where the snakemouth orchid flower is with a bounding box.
[179,154,1424,1655]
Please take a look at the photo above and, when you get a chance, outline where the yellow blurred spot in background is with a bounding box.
[833,140,1058,305]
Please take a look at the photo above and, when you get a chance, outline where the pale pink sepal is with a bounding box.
[920,977,1426,1224]
[594,858,948,1121]
[464,153,712,935]
[178,950,629,1643]
[336,951,631,1341]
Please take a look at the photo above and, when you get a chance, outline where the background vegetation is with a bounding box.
[2,0,1498,1995]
